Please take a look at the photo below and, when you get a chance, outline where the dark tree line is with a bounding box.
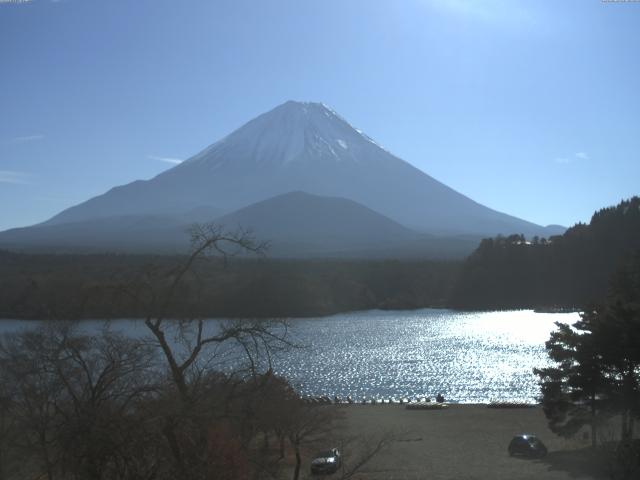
[535,255,640,479]
[0,251,459,320]
[2,197,639,317]
[451,197,640,309]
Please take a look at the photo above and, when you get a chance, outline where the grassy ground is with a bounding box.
[298,404,609,480]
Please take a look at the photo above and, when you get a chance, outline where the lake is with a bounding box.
[0,309,579,404]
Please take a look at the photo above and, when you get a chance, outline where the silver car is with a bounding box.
[310,448,341,475]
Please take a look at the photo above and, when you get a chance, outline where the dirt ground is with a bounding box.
[301,404,609,480]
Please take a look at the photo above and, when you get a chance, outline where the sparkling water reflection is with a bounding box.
[0,309,579,404]
[274,309,579,404]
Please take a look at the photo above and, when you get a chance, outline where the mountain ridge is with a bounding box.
[1,101,566,256]
[41,100,561,238]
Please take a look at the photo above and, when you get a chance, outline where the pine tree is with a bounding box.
[536,254,640,446]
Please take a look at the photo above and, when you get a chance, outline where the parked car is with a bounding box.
[508,434,548,458]
[310,448,341,474]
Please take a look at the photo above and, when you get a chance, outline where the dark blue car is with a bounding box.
[508,434,548,458]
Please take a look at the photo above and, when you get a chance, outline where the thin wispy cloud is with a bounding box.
[148,155,183,165]
[0,170,31,185]
[0,0,64,3]
[554,152,589,164]
[10,134,44,144]
[0,0,63,6]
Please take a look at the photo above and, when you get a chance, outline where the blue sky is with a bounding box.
[1,0,639,231]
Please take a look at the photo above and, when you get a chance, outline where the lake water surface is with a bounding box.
[0,309,579,404]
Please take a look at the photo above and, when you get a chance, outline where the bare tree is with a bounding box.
[1,223,395,480]
[335,430,402,480]
[286,404,338,480]
[0,323,159,480]
[0,366,19,480]
[1,325,68,480]
[281,400,402,480]
[121,224,289,402]
[111,223,299,479]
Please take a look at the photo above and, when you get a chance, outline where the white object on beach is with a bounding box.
[405,402,449,411]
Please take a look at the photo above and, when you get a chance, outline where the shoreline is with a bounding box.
[304,398,540,407]
[0,305,582,322]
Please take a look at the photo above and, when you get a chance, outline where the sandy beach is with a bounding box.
[309,404,607,480]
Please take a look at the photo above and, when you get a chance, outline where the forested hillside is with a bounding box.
[0,251,459,319]
[2,198,638,319]
[451,197,640,309]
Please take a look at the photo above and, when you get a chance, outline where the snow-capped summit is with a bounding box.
[41,101,561,238]
[178,100,385,170]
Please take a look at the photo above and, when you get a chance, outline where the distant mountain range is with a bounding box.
[0,101,565,258]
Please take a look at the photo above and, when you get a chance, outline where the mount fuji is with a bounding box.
[0,101,563,256]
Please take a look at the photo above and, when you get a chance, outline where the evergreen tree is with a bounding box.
[536,254,640,445]
[534,313,608,447]
[452,196,640,309]
[597,254,640,440]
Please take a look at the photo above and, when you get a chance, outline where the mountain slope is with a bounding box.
[0,215,189,253]
[43,101,559,237]
[0,192,480,257]
[214,191,423,256]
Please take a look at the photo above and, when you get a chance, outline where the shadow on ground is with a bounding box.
[535,447,608,479]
